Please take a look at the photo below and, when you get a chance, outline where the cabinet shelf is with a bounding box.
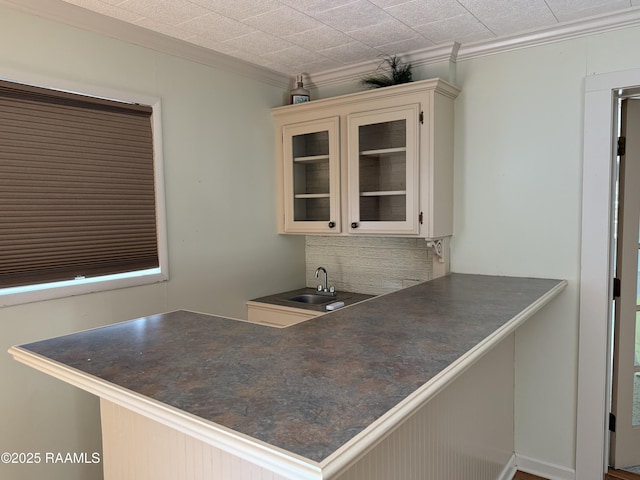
[294,193,330,199]
[360,190,406,197]
[293,155,330,163]
[360,147,406,157]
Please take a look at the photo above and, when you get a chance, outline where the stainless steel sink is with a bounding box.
[288,294,335,305]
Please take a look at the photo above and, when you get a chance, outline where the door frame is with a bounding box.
[578,68,640,479]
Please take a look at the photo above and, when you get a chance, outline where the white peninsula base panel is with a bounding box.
[100,399,292,480]
[99,334,515,480]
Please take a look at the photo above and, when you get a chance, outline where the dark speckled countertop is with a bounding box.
[16,274,565,464]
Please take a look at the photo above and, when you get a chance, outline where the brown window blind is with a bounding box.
[0,79,159,289]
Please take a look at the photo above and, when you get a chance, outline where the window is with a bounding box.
[0,78,167,306]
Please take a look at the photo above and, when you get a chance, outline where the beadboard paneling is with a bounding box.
[332,334,515,480]
[100,399,292,480]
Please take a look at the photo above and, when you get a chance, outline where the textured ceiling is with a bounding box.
[47,0,640,78]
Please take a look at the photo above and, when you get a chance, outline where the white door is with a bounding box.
[611,97,640,469]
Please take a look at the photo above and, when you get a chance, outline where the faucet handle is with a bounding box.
[317,285,323,292]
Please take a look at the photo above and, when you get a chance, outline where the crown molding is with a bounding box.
[2,0,640,91]
[310,7,640,88]
[0,0,290,89]
[457,6,640,61]
[306,42,460,90]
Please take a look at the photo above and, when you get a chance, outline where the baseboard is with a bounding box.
[515,453,576,480]
[497,454,518,480]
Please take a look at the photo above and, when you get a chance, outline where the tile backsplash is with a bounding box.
[305,236,435,296]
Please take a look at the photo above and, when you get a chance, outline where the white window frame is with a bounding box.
[0,68,168,307]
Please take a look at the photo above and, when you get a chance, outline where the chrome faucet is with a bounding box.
[314,266,335,296]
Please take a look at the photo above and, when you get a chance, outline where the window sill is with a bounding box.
[0,269,168,308]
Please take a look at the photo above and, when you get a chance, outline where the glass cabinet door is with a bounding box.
[347,104,420,234]
[282,117,340,233]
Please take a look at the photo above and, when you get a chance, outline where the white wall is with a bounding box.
[452,40,586,470]
[452,28,640,472]
[0,6,305,480]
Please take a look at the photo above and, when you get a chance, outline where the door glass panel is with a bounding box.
[637,208,640,304]
[358,119,406,151]
[291,131,330,222]
[358,153,407,192]
[358,119,407,222]
[634,312,640,425]
[637,254,640,306]
[360,195,406,222]
[293,197,329,222]
[634,372,640,426]
[636,311,640,368]
[637,225,640,303]
[634,223,640,425]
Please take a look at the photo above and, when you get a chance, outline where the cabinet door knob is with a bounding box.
[351,222,359,229]
[328,221,335,228]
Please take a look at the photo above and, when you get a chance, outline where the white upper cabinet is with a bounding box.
[272,78,459,239]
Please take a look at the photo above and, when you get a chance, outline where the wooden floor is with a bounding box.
[512,468,640,480]
[606,467,640,480]
[513,471,548,480]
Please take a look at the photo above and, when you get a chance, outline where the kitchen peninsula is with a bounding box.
[9,274,566,480]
